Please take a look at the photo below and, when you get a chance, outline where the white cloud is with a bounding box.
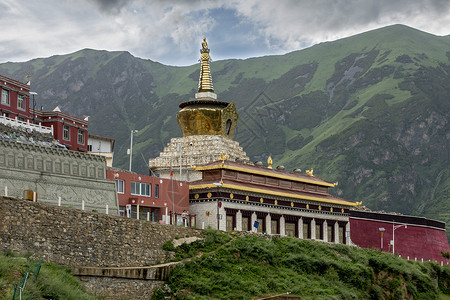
[0,0,449,65]
[229,0,450,53]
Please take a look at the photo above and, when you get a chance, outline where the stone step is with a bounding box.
[73,262,180,281]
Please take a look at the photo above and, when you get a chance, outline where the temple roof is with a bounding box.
[190,159,357,207]
[193,159,337,187]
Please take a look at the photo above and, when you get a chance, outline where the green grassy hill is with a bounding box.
[0,252,95,299]
[0,24,448,241]
[156,229,450,299]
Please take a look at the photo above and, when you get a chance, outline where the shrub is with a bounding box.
[162,240,175,251]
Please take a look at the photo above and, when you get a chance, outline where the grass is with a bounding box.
[0,251,96,300]
[154,229,450,299]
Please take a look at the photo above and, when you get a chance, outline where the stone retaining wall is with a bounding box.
[78,276,165,300]
[0,196,203,267]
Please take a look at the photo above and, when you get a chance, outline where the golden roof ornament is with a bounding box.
[176,38,239,139]
[267,156,273,169]
[306,168,314,176]
[197,37,215,96]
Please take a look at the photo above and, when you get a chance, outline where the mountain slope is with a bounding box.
[0,24,449,241]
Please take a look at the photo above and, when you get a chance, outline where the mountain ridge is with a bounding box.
[0,24,448,242]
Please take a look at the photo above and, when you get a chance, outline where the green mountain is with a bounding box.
[0,24,449,240]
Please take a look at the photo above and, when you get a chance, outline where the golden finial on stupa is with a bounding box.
[267,156,273,169]
[306,168,314,176]
[198,37,214,93]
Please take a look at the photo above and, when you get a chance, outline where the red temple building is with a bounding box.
[106,168,191,225]
[0,74,88,152]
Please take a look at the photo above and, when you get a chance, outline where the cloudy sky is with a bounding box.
[1,0,449,66]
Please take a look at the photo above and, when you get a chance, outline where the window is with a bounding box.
[1,89,9,105]
[155,184,159,198]
[131,181,151,196]
[87,145,93,152]
[17,95,25,110]
[63,125,70,140]
[141,182,150,196]
[271,219,279,234]
[78,129,84,144]
[114,179,124,193]
[285,223,296,237]
[119,206,125,217]
[242,217,249,231]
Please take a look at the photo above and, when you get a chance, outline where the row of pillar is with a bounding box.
[219,208,350,245]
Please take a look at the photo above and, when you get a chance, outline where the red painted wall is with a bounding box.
[106,169,189,222]
[350,216,450,264]
[35,111,88,152]
[1,74,89,152]
[0,75,30,119]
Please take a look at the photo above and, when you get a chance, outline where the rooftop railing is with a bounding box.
[0,115,53,135]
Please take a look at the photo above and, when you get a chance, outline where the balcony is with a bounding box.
[0,115,53,135]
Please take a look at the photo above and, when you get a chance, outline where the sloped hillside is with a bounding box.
[0,24,448,241]
[156,230,450,299]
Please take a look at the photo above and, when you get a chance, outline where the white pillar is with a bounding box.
[298,218,303,239]
[58,197,61,206]
[165,207,168,224]
[106,204,109,215]
[266,214,272,235]
[81,200,85,210]
[334,222,340,244]
[4,186,7,197]
[218,206,226,231]
[280,216,286,236]
[236,211,242,231]
[251,213,257,233]
[147,211,150,221]
[323,220,328,242]
[311,218,316,240]
[136,204,140,220]
[345,222,351,245]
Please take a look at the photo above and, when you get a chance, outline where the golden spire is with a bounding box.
[197,37,214,93]
[267,156,273,169]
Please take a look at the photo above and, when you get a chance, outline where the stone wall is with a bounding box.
[78,277,165,300]
[0,196,203,267]
[0,139,118,213]
[149,135,250,181]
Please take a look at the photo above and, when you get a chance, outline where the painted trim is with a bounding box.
[349,216,447,231]
[189,183,357,206]
[194,164,335,187]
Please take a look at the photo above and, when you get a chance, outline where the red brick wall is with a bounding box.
[350,216,450,264]
[106,169,189,219]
